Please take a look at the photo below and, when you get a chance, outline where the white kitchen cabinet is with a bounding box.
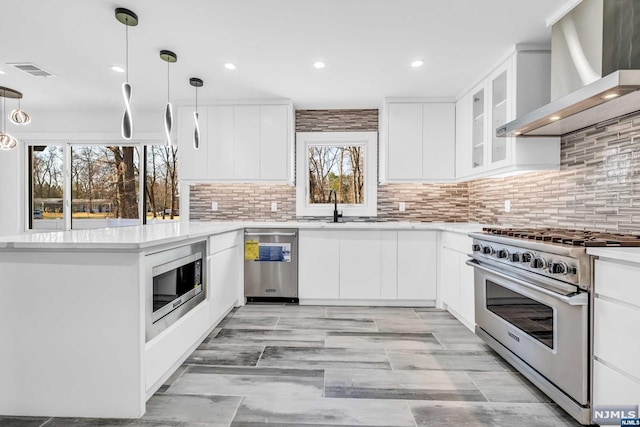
[178,102,293,182]
[381,100,455,183]
[441,246,460,311]
[397,231,437,300]
[439,231,475,330]
[591,257,640,409]
[208,106,234,180]
[298,229,435,304]
[455,49,560,180]
[339,231,382,299]
[260,105,290,180]
[380,231,398,299]
[233,106,261,180]
[298,230,340,299]
[208,231,242,324]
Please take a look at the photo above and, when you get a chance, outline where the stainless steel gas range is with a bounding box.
[467,227,640,425]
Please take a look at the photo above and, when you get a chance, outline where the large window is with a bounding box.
[71,146,140,229]
[30,145,64,230]
[296,132,377,217]
[29,142,178,230]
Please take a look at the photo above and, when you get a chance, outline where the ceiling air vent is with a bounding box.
[7,63,55,78]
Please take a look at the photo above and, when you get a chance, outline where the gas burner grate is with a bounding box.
[481,227,640,247]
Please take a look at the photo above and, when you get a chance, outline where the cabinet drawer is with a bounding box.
[595,259,640,306]
[209,231,241,255]
[440,232,472,254]
[593,359,640,407]
[594,297,640,379]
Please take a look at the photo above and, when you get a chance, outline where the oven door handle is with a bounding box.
[465,260,588,306]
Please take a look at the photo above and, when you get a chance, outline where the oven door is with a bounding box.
[468,258,589,406]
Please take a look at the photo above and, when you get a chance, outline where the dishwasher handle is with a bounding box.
[244,232,297,237]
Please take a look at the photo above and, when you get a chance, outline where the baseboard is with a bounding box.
[298,299,436,307]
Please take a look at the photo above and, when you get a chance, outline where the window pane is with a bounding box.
[70,146,140,229]
[308,145,365,204]
[145,145,179,222]
[31,145,64,230]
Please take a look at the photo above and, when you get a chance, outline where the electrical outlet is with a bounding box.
[271,202,278,212]
[504,200,511,212]
[211,202,218,211]
[399,202,406,212]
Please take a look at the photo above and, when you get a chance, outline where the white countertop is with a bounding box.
[587,247,640,264]
[0,221,485,250]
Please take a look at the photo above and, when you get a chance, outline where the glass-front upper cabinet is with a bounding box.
[491,70,508,164]
[471,88,485,170]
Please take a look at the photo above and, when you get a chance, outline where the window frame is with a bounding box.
[24,139,174,231]
[296,131,377,218]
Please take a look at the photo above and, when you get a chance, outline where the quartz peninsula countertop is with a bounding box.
[0,221,485,250]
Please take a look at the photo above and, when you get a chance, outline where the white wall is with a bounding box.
[0,147,22,236]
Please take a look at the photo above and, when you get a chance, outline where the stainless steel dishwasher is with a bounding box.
[244,228,298,302]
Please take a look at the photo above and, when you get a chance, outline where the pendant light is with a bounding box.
[9,98,31,125]
[0,87,20,151]
[115,8,138,140]
[160,50,177,146]
[189,77,203,149]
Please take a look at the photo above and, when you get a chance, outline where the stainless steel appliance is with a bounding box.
[146,240,206,341]
[499,0,640,138]
[467,227,640,425]
[244,229,298,302]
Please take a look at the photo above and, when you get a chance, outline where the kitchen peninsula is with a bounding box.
[0,221,481,418]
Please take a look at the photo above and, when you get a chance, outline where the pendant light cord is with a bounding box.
[2,96,5,133]
[167,60,170,103]
[125,16,129,82]
[195,85,198,113]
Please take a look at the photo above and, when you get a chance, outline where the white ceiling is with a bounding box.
[0,0,572,116]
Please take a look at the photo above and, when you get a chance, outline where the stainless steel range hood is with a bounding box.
[497,69,640,137]
[498,0,640,138]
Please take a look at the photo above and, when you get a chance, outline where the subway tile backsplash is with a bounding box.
[469,110,640,233]
[190,109,640,232]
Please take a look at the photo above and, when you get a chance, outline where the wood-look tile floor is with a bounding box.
[3,305,581,427]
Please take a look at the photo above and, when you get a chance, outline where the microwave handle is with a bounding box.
[465,259,588,306]
[152,252,202,277]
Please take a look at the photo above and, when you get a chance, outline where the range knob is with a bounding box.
[482,246,495,256]
[509,253,521,263]
[496,249,510,259]
[521,252,534,263]
[531,256,547,269]
[472,243,482,252]
[548,262,569,275]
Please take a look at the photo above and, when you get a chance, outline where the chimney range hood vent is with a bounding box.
[497,69,640,137]
[498,0,640,138]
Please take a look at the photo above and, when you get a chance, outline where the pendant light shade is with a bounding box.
[190,77,204,150]
[9,99,31,125]
[0,87,21,151]
[115,8,138,140]
[160,50,177,146]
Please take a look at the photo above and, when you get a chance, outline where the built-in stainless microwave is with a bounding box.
[145,241,207,341]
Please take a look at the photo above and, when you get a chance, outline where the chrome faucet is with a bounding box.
[328,190,342,223]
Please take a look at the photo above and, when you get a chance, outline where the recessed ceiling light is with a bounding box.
[224,63,236,70]
[0,70,5,75]
[313,61,326,69]
[111,65,125,73]
[411,59,425,68]
[602,92,619,99]
[514,131,522,136]
[549,116,561,121]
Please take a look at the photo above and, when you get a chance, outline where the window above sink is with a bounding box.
[295,131,377,218]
